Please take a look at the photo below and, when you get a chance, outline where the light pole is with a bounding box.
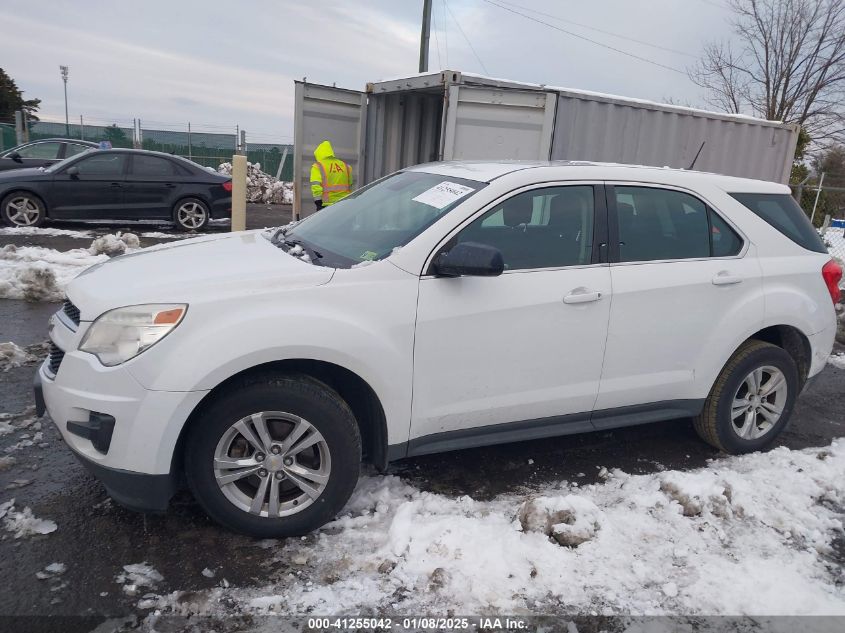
[59,65,69,137]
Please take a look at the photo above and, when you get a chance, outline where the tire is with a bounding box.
[173,197,209,232]
[1,192,46,228]
[185,374,361,537]
[693,340,799,454]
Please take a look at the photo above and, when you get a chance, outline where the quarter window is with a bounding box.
[709,210,743,257]
[455,186,595,270]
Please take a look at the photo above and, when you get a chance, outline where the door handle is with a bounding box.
[563,288,602,304]
[164,183,176,188]
[110,182,122,188]
[712,271,742,286]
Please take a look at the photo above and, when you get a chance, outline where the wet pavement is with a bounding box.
[1,212,844,627]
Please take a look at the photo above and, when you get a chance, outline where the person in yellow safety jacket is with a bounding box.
[310,140,352,210]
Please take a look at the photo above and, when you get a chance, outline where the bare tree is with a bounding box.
[691,0,845,144]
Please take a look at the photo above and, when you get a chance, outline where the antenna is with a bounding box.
[688,141,705,170]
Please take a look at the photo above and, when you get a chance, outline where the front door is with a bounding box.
[49,152,128,219]
[410,184,612,452]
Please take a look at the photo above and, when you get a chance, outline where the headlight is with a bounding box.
[79,304,187,366]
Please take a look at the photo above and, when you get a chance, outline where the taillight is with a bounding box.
[222,181,232,192]
[822,259,842,304]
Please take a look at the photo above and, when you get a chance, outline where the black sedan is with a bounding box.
[0,138,100,172]
[0,148,232,231]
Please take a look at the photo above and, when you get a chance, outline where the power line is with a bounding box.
[491,0,697,59]
[480,0,688,76]
[444,0,490,74]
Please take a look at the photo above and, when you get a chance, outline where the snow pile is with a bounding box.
[0,233,139,301]
[828,353,845,369]
[218,161,293,204]
[88,231,140,256]
[0,342,35,372]
[148,441,845,618]
[116,562,163,597]
[0,499,57,538]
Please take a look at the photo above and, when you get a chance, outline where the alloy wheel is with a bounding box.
[5,196,41,226]
[730,365,788,440]
[213,411,331,518]
[176,202,207,230]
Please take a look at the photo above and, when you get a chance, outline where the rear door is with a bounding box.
[123,154,185,219]
[49,152,128,219]
[410,183,611,452]
[293,81,366,219]
[442,85,557,161]
[594,183,763,420]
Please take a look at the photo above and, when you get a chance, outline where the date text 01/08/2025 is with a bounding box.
[306,617,530,630]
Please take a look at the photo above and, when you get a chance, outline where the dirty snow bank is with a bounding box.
[0,342,35,372]
[0,233,139,301]
[0,499,57,538]
[218,161,293,204]
[0,226,94,238]
[150,441,845,617]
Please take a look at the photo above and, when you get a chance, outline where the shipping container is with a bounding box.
[293,70,799,217]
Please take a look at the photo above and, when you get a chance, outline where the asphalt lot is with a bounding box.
[0,208,844,628]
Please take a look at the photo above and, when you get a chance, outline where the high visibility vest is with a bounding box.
[310,158,352,205]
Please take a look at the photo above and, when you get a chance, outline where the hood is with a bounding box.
[314,140,334,161]
[67,231,334,320]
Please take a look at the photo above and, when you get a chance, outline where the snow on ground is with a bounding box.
[116,563,163,597]
[0,226,94,238]
[0,499,57,538]
[829,353,845,369]
[143,441,845,618]
[0,233,139,301]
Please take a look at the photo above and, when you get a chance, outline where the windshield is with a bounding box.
[43,149,96,173]
[282,171,486,267]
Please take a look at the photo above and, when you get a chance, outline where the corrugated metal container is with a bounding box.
[293,70,798,217]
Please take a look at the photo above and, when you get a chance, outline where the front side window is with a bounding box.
[14,142,62,159]
[454,186,595,270]
[285,171,486,267]
[72,153,126,176]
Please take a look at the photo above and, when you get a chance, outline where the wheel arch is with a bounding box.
[173,359,389,477]
[744,324,812,386]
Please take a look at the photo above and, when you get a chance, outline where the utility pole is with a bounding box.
[419,0,432,73]
[60,66,69,137]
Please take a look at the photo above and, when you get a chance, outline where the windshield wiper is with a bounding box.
[283,237,323,264]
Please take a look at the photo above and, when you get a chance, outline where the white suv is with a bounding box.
[35,161,841,536]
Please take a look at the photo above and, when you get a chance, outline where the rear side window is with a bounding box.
[132,155,178,177]
[729,193,826,253]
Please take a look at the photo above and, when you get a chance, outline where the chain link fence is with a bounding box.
[822,224,845,263]
[1,119,293,181]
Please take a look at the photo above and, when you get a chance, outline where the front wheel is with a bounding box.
[1,192,45,228]
[693,340,798,454]
[173,198,209,231]
[185,375,361,537]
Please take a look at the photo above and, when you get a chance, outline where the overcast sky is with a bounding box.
[0,0,734,143]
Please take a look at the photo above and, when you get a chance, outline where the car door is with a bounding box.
[49,152,128,219]
[0,141,63,171]
[410,184,612,452]
[122,154,183,219]
[594,184,763,421]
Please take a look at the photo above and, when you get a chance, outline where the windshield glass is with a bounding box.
[43,149,96,173]
[284,171,486,267]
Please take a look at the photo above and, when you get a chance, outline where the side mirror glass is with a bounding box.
[9,152,22,162]
[433,241,504,277]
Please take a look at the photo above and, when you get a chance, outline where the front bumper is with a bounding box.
[36,310,209,511]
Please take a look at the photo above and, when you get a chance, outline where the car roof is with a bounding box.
[405,160,790,193]
[22,138,99,145]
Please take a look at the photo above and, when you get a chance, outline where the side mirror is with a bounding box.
[66,166,79,177]
[433,241,504,277]
[9,152,22,163]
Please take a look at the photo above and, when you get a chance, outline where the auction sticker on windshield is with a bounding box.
[412,181,475,209]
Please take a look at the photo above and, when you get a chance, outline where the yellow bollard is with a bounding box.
[231,154,247,232]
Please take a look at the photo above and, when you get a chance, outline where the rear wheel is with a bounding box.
[693,340,798,454]
[173,198,209,231]
[185,375,361,537]
[1,192,45,228]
